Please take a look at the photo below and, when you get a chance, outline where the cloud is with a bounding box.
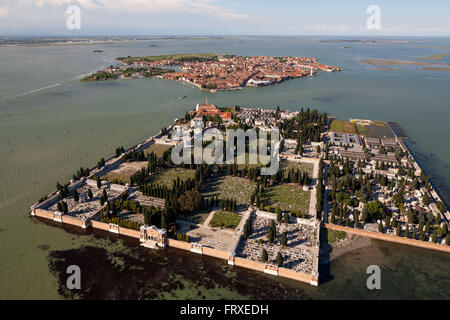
[0,6,8,17]
[311,24,350,32]
[29,0,248,21]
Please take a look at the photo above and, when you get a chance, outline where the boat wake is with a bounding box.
[1,83,62,102]
[1,61,111,102]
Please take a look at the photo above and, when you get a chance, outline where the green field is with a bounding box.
[178,211,211,224]
[81,67,170,82]
[263,184,310,213]
[325,229,347,243]
[144,143,172,158]
[116,53,220,64]
[279,160,313,177]
[237,152,266,170]
[200,176,256,206]
[210,211,242,229]
[103,161,148,184]
[149,168,196,187]
[330,120,358,134]
[356,121,395,138]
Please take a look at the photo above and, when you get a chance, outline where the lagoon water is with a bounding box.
[0,37,449,299]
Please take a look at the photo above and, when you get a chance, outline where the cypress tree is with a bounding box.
[385,215,390,228]
[63,185,69,198]
[262,249,268,262]
[243,220,251,239]
[276,208,282,223]
[62,201,68,214]
[73,190,79,202]
[276,252,283,267]
[436,214,441,226]
[267,227,274,243]
[161,212,167,229]
[431,230,438,243]
[354,211,359,228]
[283,213,289,224]
[396,223,401,236]
[281,232,287,246]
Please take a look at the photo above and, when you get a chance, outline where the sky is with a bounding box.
[0,0,449,36]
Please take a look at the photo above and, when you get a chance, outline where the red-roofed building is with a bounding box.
[191,98,233,122]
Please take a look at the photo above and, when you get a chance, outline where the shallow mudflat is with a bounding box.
[47,237,310,300]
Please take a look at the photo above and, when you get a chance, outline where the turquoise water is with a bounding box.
[0,37,449,299]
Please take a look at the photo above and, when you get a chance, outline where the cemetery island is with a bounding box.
[30,101,450,287]
[81,53,341,91]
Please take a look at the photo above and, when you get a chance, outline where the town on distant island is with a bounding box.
[81,53,341,91]
[31,99,450,286]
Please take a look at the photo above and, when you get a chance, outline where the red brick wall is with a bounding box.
[119,227,140,239]
[202,247,229,260]
[61,215,83,228]
[234,257,265,272]
[34,209,54,220]
[278,267,315,283]
[168,239,192,250]
[91,220,110,232]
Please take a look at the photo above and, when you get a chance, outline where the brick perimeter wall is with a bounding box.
[32,210,319,286]
[234,257,265,272]
[34,209,54,220]
[202,247,229,260]
[168,239,192,250]
[61,215,83,228]
[119,227,140,239]
[278,267,315,283]
[325,223,450,254]
[90,220,110,232]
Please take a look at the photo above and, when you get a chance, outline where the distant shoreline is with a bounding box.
[360,58,450,72]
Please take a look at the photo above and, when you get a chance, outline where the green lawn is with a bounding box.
[279,160,313,177]
[325,229,347,244]
[356,121,394,138]
[178,211,211,224]
[144,143,172,158]
[210,211,242,229]
[104,171,129,184]
[103,161,148,184]
[330,120,358,134]
[262,184,310,213]
[236,152,268,170]
[200,176,256,206]
[149,168,196,187]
